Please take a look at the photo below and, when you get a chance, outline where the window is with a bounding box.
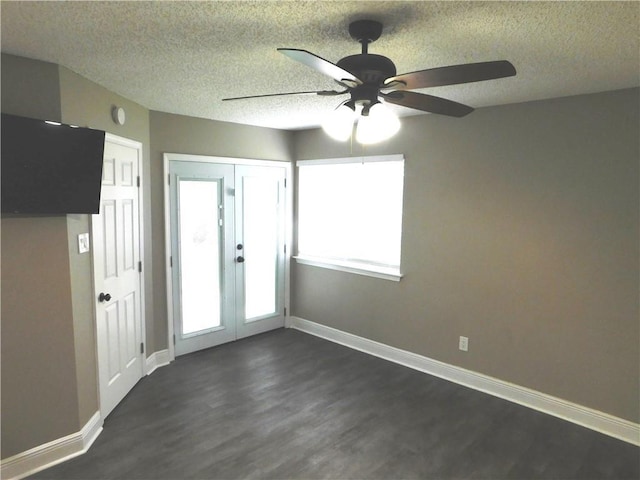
[295,154,404,281]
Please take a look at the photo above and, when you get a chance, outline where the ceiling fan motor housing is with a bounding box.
[337,54,396,85]
[337,54,397,106]
[224,18,514,121]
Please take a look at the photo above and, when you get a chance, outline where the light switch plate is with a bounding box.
[78,233,90,254]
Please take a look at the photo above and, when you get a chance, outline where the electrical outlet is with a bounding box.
[459,336,469,352]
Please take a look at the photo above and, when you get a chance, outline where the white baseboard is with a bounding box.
[289,316,640,446]
[146,349,171,375]
[0,411,103,480]
[1,350,172,480]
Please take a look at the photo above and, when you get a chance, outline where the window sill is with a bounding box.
[293,255,403,282]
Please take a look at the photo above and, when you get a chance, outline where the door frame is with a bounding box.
[163,153,292,362]
[91,133,146,417]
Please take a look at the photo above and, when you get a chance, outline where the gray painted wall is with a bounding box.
[1,56,293,459]
[1,54,153,458]
[291,88,640,423]
[0,54,61,121]
[1,55,81,458]
[1,50,636,460]
[2,216,80,457]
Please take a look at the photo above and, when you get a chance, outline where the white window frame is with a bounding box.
[294,154,404,282]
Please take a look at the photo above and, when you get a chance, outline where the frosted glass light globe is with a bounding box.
[355,103,400,145]
[322,103,356,141]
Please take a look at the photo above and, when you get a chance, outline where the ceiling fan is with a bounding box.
[223,20,516,143]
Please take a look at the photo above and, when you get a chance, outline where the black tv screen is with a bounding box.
[1,113,105,214]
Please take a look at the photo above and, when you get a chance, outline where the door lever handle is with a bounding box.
[236,256,245,263]
[98,292,112,302]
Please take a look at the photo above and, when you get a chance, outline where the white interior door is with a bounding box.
[92,135,144,418]
[169,160,286,356]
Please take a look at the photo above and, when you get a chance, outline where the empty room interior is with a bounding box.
[1,2,639,479]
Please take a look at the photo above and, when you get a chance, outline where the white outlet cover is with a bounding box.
[459,336,469,352]
[78,233,90,254]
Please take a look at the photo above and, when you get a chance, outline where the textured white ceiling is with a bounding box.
[1,1,638,130]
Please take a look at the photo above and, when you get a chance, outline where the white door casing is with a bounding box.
[164,153,292,360]
[92,134,144,418]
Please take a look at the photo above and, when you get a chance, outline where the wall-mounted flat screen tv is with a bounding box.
[1,113,105,214]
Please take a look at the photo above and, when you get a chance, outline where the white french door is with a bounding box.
[168,159,287,356]
[92,135,144,418]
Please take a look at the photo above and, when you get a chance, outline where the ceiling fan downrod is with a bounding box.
[348,19,383,55]
[337,20,396,86]
[223,17,516,126]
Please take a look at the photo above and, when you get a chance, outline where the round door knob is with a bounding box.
[236,256,245,263]
[98,292,112,302]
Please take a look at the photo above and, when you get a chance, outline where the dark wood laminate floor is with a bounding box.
[31,328,639,480]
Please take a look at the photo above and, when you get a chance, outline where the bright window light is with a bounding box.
[296,155,404,274]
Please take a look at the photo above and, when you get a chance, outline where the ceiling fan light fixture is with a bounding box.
[225,20,517,134]
[355,102,400,145]
[322,101,356,141]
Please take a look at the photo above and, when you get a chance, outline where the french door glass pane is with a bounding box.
[178,180,222,335]
[243,176,278,319]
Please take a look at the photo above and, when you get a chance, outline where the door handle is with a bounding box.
[98,292,112,302]
[236,256,245,263]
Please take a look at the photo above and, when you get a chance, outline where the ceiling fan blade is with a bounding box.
[383,90,474,117]
[278,48,362,86]
[385,61,516,90]
[222,90,346,101]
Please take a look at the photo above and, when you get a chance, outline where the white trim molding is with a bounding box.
[163,153,293,362]
[0,411,103,480]
[289,316,640,446]
[296,153,404,166]
[295,154,404,282]
[294,255,402,282]
[146,349,172,376]
[1,349,174,480]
